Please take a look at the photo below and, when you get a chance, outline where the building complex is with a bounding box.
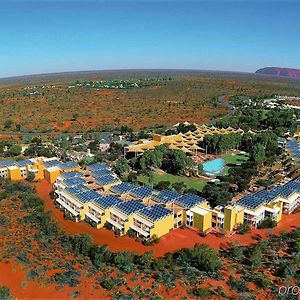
[1,152,299,240]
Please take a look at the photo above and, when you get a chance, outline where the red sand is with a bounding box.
[0,260,111,300]
[36,180,300,257]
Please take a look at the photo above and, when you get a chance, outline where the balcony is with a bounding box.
[107,217,124,230]
[56,198,79,217]
[85,212,100,223]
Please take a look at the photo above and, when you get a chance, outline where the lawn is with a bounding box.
[137,172,208,192]
[224,153,249,165]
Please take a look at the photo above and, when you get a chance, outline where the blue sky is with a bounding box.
[0,0,299,77]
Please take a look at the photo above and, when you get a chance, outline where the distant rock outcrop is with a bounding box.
[255,67,300,79]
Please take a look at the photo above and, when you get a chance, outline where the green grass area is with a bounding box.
[224,153,249,165]
[137,172,208,192]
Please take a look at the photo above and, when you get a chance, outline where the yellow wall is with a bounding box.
[193,211,212,232]
[8,168,22,181]
[266,200,283,222]
[224,206,244,231]
[44,169,62,183]
[150,214,174,238]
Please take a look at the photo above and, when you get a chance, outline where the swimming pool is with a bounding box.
[202,158,225,176]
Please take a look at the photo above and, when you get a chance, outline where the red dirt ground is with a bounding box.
[52,121,72,131]
[0,260,112,300]
[36,180,300,257]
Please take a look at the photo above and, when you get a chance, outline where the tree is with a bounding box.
[114,158,130,176]
[27,172,35,182]
[251,144,266,166]
[0,285,14,300]
[3,119,13,129]
[6,144,22,156]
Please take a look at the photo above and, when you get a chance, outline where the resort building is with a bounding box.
[125,124,244,156]
[106,200,147,235]
[85,195,122,228]
[131,204,173,239]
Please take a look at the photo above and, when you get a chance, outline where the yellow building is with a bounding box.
[224,205,245,231]
[106,200,147,235]
[131,204,174,239]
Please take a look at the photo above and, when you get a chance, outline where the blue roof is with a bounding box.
[43,160,61,168]
[139,204,172,222]
[0,160,16,168]
[110,182,136,195]
[114,200,146,216]
[15,159,32,167]
[87,163,111,172]
[60,161,79,170]
[129,186,154,199]
[59,171,83,180]
[237,194,267,209]
[63,177,86,187]
[152,189,181,204]
[65,184,90,196]
[175,194,206,209]
[93,195,122,209]
[91,169,113,178]
[95,175,120,186]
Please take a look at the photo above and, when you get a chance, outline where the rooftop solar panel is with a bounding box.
[93,195,122,209]
[152,189,181,204]
[63,177,86,187]
[175,193,206,209]
[139,204,172,222]
[95,175,120,186]
[15,159,32,167]
[59,171,83,180]
[87,163,111,172]
[43,160,61,168]
[110,182,136,194]
[129,186,154,199]
[60,161,79,170]
[0,160,15,168]
[114,200,146,216]
[91,169,113,178]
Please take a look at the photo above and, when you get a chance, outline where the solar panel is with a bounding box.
[60,161,79,170]
[114,200,146,216]
[175,193,206,209]
[237,194,266,209]
[139,204,172,221]
[95,175,120,186]
[43,160,61,168]
[76,189,101,203]
[91,169,113,178]
[63,177,86,187]
[87,163,111,172]
[93,195,122,209]
[65,184,90,196]
[59,171,83,180]
[110,182,136,194]
[15,159,32,167]
[151,189,181,204]
[0,160,15,168]
[129,186,154,199]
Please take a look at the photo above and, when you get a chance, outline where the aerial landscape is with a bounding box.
[1,0,300,299]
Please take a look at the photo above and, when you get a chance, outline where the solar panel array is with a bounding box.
[274,181,300,197]
[114,200,146,216]
[152,189,181,204]
[65,184,90,196]
[236,194,267,209]
[15,159,33,167]
[139,204,172,222]
[287,140,300,159]
[93,195,122,209]
[0,160,17,168]
[110,182,136,195]
[95,175,120,186]
[75,189,102,203]
[91,169,114,178]
[175,193,206,209]
[60,161,79,170]
[129,186,154,199]
[63,177,86,188]
[59,171,83,180]
[43,160,61,168]
[88,163,111,172]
